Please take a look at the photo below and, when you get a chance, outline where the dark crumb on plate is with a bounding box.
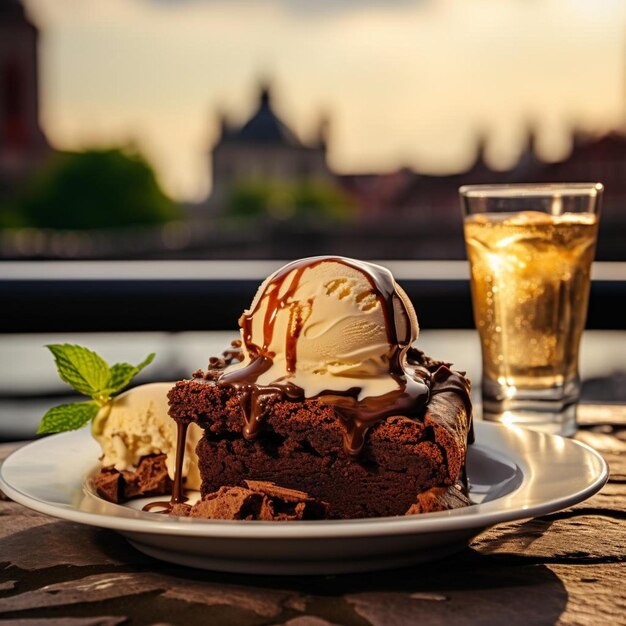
[170,480,329,520]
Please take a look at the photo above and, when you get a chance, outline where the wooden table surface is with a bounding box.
[1,407,625,626]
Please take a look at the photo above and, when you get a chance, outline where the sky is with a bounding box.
[24,0,626,201]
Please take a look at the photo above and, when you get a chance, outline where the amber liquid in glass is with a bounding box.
[464,211,598,393]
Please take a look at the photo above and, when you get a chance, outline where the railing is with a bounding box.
[1,260,625,332]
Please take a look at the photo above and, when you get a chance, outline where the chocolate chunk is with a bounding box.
[186,487,264,520]
[121,454,172,499]
[244,480,314,502]
[245,481,329,520]
[169,503,192,516]
[172,483,329,520]
[93,469,122,503]
[208,356,227,370]
[93,454,172,504]
[405,484,471,515]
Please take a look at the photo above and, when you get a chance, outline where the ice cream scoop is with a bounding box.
[92,382,201,490]
[227,256,420,399]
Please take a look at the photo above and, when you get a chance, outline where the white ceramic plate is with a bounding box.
[0,422,608,575]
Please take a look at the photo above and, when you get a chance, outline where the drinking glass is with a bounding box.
[460,183,602,435]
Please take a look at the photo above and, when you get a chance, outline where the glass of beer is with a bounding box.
[460,183,602,435]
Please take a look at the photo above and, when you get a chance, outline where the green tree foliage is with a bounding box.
[7,148,178,230]
[228,179,354,222]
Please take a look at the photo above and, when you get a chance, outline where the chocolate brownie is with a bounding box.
[168,349,472,519]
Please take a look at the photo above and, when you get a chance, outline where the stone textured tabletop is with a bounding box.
[1,407,625,626]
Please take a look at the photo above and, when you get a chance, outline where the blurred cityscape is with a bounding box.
[2,0,626,260]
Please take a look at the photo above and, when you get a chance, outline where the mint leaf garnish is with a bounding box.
[37,401,99,434]
[46,344,110,398]
[38,345,156,434]
[103,353,155,396]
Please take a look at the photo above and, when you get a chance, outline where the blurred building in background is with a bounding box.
[204,98,626,260]
[0,0,48,197]
[210,85,330,209]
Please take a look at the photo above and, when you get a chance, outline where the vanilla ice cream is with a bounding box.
[227,256,419,399]
[92,382,201,490]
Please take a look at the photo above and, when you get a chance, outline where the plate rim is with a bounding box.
[0,422,608,539]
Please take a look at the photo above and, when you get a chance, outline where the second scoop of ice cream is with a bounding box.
[92,382,201,490]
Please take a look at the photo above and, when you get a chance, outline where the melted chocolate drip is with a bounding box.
[220,356,302,440]
[172,422,188,503]
[428,364,475,445]
[154,422,190,513]
[317,371,429,455]
[429,365,472,412]
[142,500,174,513]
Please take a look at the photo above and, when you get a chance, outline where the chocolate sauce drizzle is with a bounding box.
[160,257,473,513]
[228,256,431,454]
[142,500,174,513]
[141,422,189,513]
